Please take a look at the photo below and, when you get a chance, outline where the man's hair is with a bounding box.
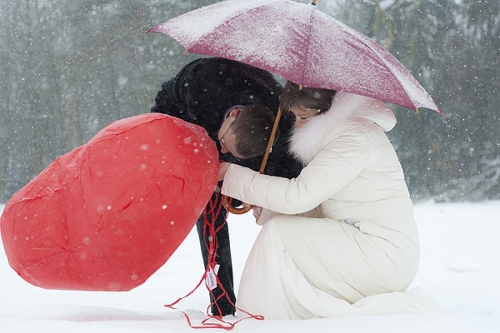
[280,81,336,114]
[232,104,275,159]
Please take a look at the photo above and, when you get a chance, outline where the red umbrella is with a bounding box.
[147,0,441,114]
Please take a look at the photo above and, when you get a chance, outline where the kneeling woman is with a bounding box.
[219,81,435,320]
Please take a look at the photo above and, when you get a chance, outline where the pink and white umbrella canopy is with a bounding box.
[148,0,441,113]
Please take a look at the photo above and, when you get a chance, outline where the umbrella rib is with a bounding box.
[357,36,430,111]
[344,28,440,113]
[187,4,274,57]
[369,45,418,108]
[301,6,316,86]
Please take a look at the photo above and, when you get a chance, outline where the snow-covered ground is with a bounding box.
[1,201,500,332]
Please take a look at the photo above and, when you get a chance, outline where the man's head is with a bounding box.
[218,104,275,160]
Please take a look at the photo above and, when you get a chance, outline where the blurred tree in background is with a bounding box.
[0,0,499,203]
[324,0,500,202]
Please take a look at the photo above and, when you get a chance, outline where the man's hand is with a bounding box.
[218,161,231,181]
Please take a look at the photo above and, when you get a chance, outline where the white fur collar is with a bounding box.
[288,92,395,165]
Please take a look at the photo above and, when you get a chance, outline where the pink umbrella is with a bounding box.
[147,0,441,114]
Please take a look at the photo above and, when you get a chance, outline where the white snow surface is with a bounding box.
[1,201,500,332]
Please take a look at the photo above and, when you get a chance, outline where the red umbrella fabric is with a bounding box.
[147,0,441,114]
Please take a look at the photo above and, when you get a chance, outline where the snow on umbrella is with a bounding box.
[147,0,442,114]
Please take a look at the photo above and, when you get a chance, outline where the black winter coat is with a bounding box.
[151,57,302,179]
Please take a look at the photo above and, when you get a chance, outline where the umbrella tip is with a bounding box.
[414,109,419,115]
[310,0,317,5]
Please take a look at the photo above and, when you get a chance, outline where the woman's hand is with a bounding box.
[252,206,263,221]
[218,161,231,181]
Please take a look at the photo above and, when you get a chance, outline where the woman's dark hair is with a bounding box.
[279,81,336,114]
[232,104,275,158]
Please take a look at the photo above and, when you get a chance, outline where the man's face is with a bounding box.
[218,108,244,160]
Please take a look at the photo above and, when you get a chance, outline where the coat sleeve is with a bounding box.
[221,133,371,214]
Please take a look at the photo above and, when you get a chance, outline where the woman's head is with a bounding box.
[280,81,336,127]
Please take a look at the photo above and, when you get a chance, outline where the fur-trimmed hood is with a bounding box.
[288,92,396,165]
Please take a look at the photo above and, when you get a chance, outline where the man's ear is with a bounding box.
[228,108,239,119]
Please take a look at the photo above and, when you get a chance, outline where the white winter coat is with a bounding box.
[222,92,440,319]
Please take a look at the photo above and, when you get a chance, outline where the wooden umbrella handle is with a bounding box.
[222,195,252,214]
[222,108,282,215]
